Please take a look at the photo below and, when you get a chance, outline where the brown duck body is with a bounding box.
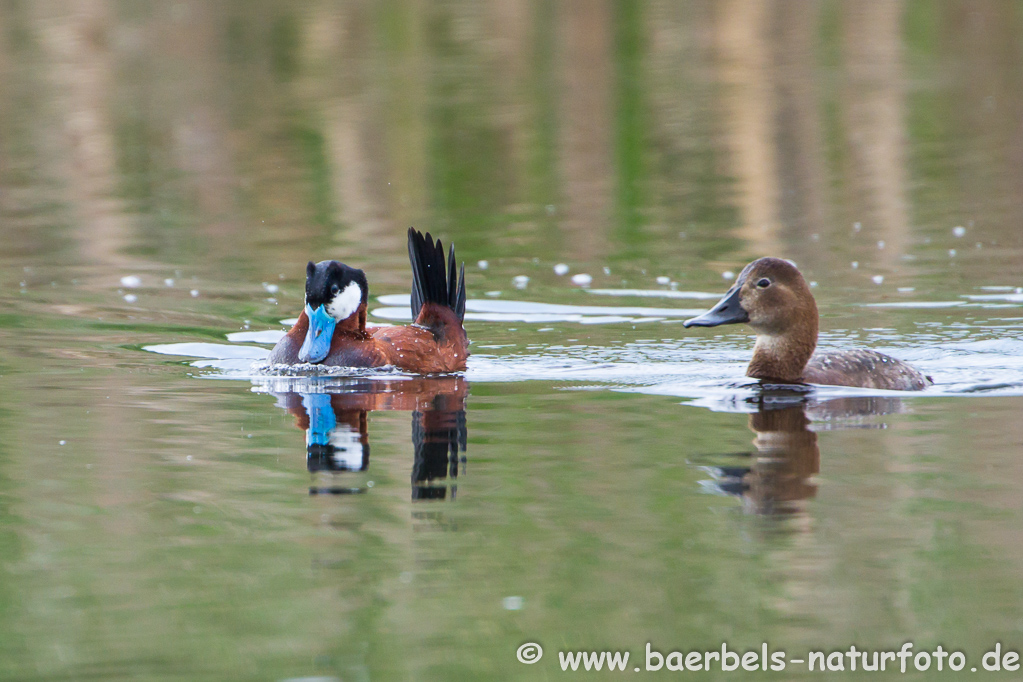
[685,257,932,391]
[268,302,468,373]
[803,349,929,391]
[267,228,469,374]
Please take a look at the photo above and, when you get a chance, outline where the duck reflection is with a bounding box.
[268,376,468,499]
[701,390,904,518]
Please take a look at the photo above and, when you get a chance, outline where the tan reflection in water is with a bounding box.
[715,0,781,254]
[714,1,911,267]
[34,0,132,267]
[160,2,237,233]
[558,0,612,261]
[771,0,829,248]
[714,0,832,260]
[316,3,417,259]
[841,0,909,269]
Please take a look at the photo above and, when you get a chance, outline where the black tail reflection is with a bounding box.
[699,389,904,519]
[268,376,468,499]
[411,407,467,501]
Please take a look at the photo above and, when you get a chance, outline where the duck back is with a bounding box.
[804,349,931,391]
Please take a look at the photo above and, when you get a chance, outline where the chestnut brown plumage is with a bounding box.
[685,258,931,391]
[268,228,469,373]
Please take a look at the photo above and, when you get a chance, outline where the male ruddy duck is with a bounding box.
[267,228,468,373]
[684,258,932,391]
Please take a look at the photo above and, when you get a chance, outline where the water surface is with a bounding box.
[2,2,1023,680]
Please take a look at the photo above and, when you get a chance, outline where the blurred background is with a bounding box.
[2,2,1023,681]
[4,0,1022,279]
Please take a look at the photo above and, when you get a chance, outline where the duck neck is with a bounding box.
[335,303,369,336]
[746,330,817,384]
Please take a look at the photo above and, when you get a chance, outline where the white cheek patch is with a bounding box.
[329,426,365,470]
[326,282,362,321]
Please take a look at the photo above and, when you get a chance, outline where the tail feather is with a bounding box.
[407,227,466,325]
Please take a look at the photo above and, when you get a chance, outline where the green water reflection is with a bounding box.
[1,1,1023,680]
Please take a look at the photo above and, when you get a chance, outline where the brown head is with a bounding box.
[684,258,819,383]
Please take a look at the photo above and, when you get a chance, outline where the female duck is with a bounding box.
[268,228,468,373]
[684,258,931,391]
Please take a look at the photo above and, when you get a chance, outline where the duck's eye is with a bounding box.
[756,278,771,288]
[330,284,340,295]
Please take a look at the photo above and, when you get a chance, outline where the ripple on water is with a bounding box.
[372,294,704,324]
[142,292,1023,399]
[226,330,287,344]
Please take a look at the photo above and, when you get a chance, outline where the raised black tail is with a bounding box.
[407,227,466,324]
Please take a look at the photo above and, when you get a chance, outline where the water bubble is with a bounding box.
[485,291,501,297]
[898,287,915,293]
[512,275,529,289]
[190,289,200,298]
[120,275,142,288]
[477,260,489,270]
[164,278,175,287]
[949,249,957,257]
[722,271,735,280]
[853,222,862,232]
[603,267,611,275]
[546,204,556,215]
[953,226,966,237]
[877,240,886,250]
[656,276,670,285]
[262,282,279,294]
[123,294,138,303]
[571,273,593,286]
[809,281,818,288]
[553,263,569,276]
[503,596,524,610]
[851,261,859,269]
[872,275,884,285]
[59,440,67,446]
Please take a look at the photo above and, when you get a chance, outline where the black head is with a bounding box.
[305,260,369,320]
